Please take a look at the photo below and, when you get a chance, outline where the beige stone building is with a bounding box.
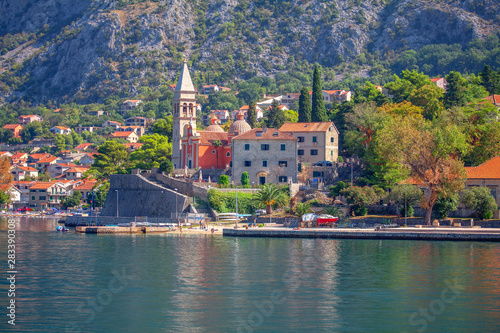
[232,128,298,185]
[465,157,500,208]
[279,122,339,164]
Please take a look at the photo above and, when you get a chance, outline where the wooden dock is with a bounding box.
[76,226,177,234]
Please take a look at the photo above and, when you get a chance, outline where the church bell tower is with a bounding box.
[172,61,197,169]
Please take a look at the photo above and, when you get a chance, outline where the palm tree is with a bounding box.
[322,205,344,218]
[253,184,288,214]
[212,140,223,169]
[294,202,313,219]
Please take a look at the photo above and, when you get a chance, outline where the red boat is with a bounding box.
[316,215,339,225]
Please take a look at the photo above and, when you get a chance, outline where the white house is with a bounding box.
[50,126,72,135]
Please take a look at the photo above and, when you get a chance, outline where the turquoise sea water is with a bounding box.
[1,217,500,332]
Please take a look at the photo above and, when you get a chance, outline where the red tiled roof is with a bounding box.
[11,153,27,159]
[66,167,89,173]
[29,153,51,160]
[75,143,93,150]
[484,95,500,105]
[467,157,500,179]
[37,156,59,164]
[3,124,22,130]
[430,78,443,82]
[123,100,141,103]
[232,128,297,141]
[198,132,230,145]
[14,166,38,172]
[29,182,57,190]
[280,122,336,133]
[110,131,136,138]
[74,181,97,191]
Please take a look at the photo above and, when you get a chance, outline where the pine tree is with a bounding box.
[298,87,312,122]
[265,100,287,129]
[247,100,257,128]
[311,65,327,122]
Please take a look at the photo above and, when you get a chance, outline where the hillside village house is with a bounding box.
[10,165,39,181]
[203,110,230,125]
[74,125,99,134]
[431,77,448,90]
[320,90,352,103]
[483,95,500,110]
[124,117,148,127]
[18,114,43,125]
[27,153,51,164]
[102,120,122,129]
[75,143,93,151]
[28,182,67,210]
[79,153,97,166]
[0,184,21,209]
[109,131,139,143]
[47,162,77,179]
[232,105,264,120]
[74,181,97,200]
[50,126,72,135]
[121,100,142,114]
[280,122,339,164]
[232,128,298,185]
[13,181,35,204]
[10,152,28,165]
[118,125,145,136]
[281,93,300,108]
[0,151,12,158]
[35,156,61,172]
[88,110,108,117]
[3,124,23,138]
[124,142,143,152]
[63,167,90,180]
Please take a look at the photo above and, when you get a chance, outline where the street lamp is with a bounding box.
[174,188,178,220]
[115,190,119,218]
[235,186,238,228]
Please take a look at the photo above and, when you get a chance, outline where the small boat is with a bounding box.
[56,226,69,232]
[316,215,339,225]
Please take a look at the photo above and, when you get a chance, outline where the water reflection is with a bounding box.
[1,217,500,332]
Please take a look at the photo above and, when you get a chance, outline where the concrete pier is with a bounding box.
[223,227,500,242]
[76,226,176,234]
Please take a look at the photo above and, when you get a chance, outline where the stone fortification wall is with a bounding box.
[100,174,191,217]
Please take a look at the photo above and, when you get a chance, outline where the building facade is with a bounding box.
[279,122,340,164]
[232,128,298,185]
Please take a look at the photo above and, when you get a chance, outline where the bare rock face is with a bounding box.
[1,0,498,102]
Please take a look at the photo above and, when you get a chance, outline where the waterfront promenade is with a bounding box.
[223,226,500,241]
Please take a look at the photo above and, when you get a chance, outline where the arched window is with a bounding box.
[183,103,187,116]
[226,152,231,157]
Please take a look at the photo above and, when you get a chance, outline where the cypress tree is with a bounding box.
[311,64,327,122]
[480,65,500,94]
[247,100,257,128]
[265,100,287,129]
[444,71,468,108]
[298,87,312,122]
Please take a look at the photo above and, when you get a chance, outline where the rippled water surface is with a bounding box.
[1,217,500,332]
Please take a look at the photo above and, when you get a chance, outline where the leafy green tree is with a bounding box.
[61,191,83,209]
[253,183,289,214]
[129,134,173,172]
[433,194,459,219]
[218,174,229,187]
[387,184,423,217]
[265,100,287,129]
[384,70,431,103]
[480,65,500,94]
[71,131,83,147]
[91,141,129,178]
[311,65,327,122]
[298,87,312,122]
[0,190,11,207]
[247,101,257,128]
[20,122,43,143]
[444,71,469,108]
[152,117,173,140]
[461,187,498,220]
[340,186,378,216]
[409,84,445,120]
[241,171,250,186]
[329,181,348,197]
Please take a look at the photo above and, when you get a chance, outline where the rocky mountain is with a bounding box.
[0,0,498,103]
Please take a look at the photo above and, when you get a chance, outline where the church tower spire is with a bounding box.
[172,61,198,169]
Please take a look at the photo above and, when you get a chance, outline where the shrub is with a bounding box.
[218,174,229,186]
[387,184,423,217]
[341,186,378,216]
[329,181,348,197]
[461,187,497,220]
[241,171,249,186]
[433,195,459,219]
[207,189,257,214]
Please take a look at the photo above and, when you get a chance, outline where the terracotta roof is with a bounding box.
[107,121,122,125]
[37,156,59,164]
[123,100,141,103]
[55,162,77,167]
[30,182,57,190]
[280,122,336,133]
[14,165,38,172]
[29,153,50,160]
[124,143,143,148]
[11,153,27,159]
[110,131,136,137]
[0,184,17,191]
[53,126,70,130]
[467,156,500,179]
[75,143,93,150]
[430,78,443,82]
[66,167,89,173]
[198,132,230,145]
[484,95,500,105]
[74,181,97,191]
[19,114,39,118]
[3,124,22,129]
[232,128,298,141]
